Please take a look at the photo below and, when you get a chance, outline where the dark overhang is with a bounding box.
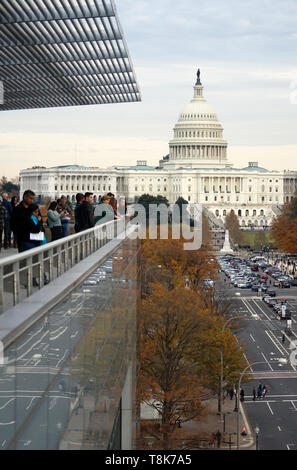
[0,0,141,111]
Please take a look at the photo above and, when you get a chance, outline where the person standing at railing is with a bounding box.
[2,193,12,249]
[94,195,115,225]
[0,196,8,252]
[76,192,95,231]
[28,204,47,247]
[10,190,36,253]
[74,193,85,233]
[57,196,72,238]
[109,195,119,219]
[10,196,19,248]
[47,201,64,241]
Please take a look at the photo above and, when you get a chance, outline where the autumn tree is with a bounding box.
[272,199,297,253]
[141,235,219,292]
[138,283,210,448]
[225,209,243,245]
[192,315,250,413]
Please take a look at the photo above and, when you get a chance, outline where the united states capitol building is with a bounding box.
[20,70,297,229]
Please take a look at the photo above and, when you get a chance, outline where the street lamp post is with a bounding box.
[219,315,245,416]
[236,361,265,450]
[255,426,260,450]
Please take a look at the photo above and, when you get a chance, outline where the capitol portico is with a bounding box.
[20,69,297,229]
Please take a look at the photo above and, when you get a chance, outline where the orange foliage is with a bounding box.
[272,210,297,254]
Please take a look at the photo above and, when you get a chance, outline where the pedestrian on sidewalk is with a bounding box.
[262,385,268,399]
[229,388,234,400]
[215,430,222,449]
[253,388,256,401]
[257,384,263,399]
[240,388,245,402]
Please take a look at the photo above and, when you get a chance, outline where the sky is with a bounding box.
[1,0,297,178]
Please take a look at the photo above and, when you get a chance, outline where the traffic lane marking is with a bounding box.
[250,334,256,342]
[267,402,274,415]
[261,352,274,371]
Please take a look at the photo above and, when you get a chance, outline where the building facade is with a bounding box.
[20,70,297,228]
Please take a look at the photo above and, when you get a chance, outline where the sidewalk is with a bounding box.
[183,396,255,450]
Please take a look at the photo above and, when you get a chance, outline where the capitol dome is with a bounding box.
[166,69,231,169]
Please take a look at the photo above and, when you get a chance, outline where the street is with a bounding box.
[220,266,297,450]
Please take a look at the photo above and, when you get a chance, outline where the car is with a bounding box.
[267,299,278,307]
[290,279,297,286]
[274,280,282,287]
[280,281,291,288]
[238,282,252,288]
[267,290,276,297]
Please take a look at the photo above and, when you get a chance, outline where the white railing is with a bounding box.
[0,218,127,315]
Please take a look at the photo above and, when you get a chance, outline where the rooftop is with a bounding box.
[0,0,141,111]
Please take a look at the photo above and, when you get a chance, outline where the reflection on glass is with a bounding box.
[0,238,139,450]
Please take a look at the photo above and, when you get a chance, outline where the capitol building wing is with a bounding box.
[20,70,297,229]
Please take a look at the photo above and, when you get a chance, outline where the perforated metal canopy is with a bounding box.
[0,0,141,111]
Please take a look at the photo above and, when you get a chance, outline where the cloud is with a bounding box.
[1,0,297,177]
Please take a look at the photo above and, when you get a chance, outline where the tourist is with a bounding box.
[109,195,119,218]
[94,195,115,225]
[10,196,19,248]
[47,201,64,241]
[2,192,12,249]
[28,204,46,247]
[74,193,84,233]
[10,190,36,253]
[76,192,94,231]
[0,197,8,252]
[117,197,131,219]
[57,196,72,238]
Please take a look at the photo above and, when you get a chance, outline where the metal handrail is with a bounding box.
[0,218,127,315]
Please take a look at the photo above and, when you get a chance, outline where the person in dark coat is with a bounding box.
[76,192,94,231]
[10,196,19,248]
[74,193,84,233]
[240,388,245,402]
[215,430,222,449]
[2,192,12,248]
[257,384,263,399]
[0,197,8,251]
[10,190,37,252]
[253,388,256,401]
[229,388,234,400]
